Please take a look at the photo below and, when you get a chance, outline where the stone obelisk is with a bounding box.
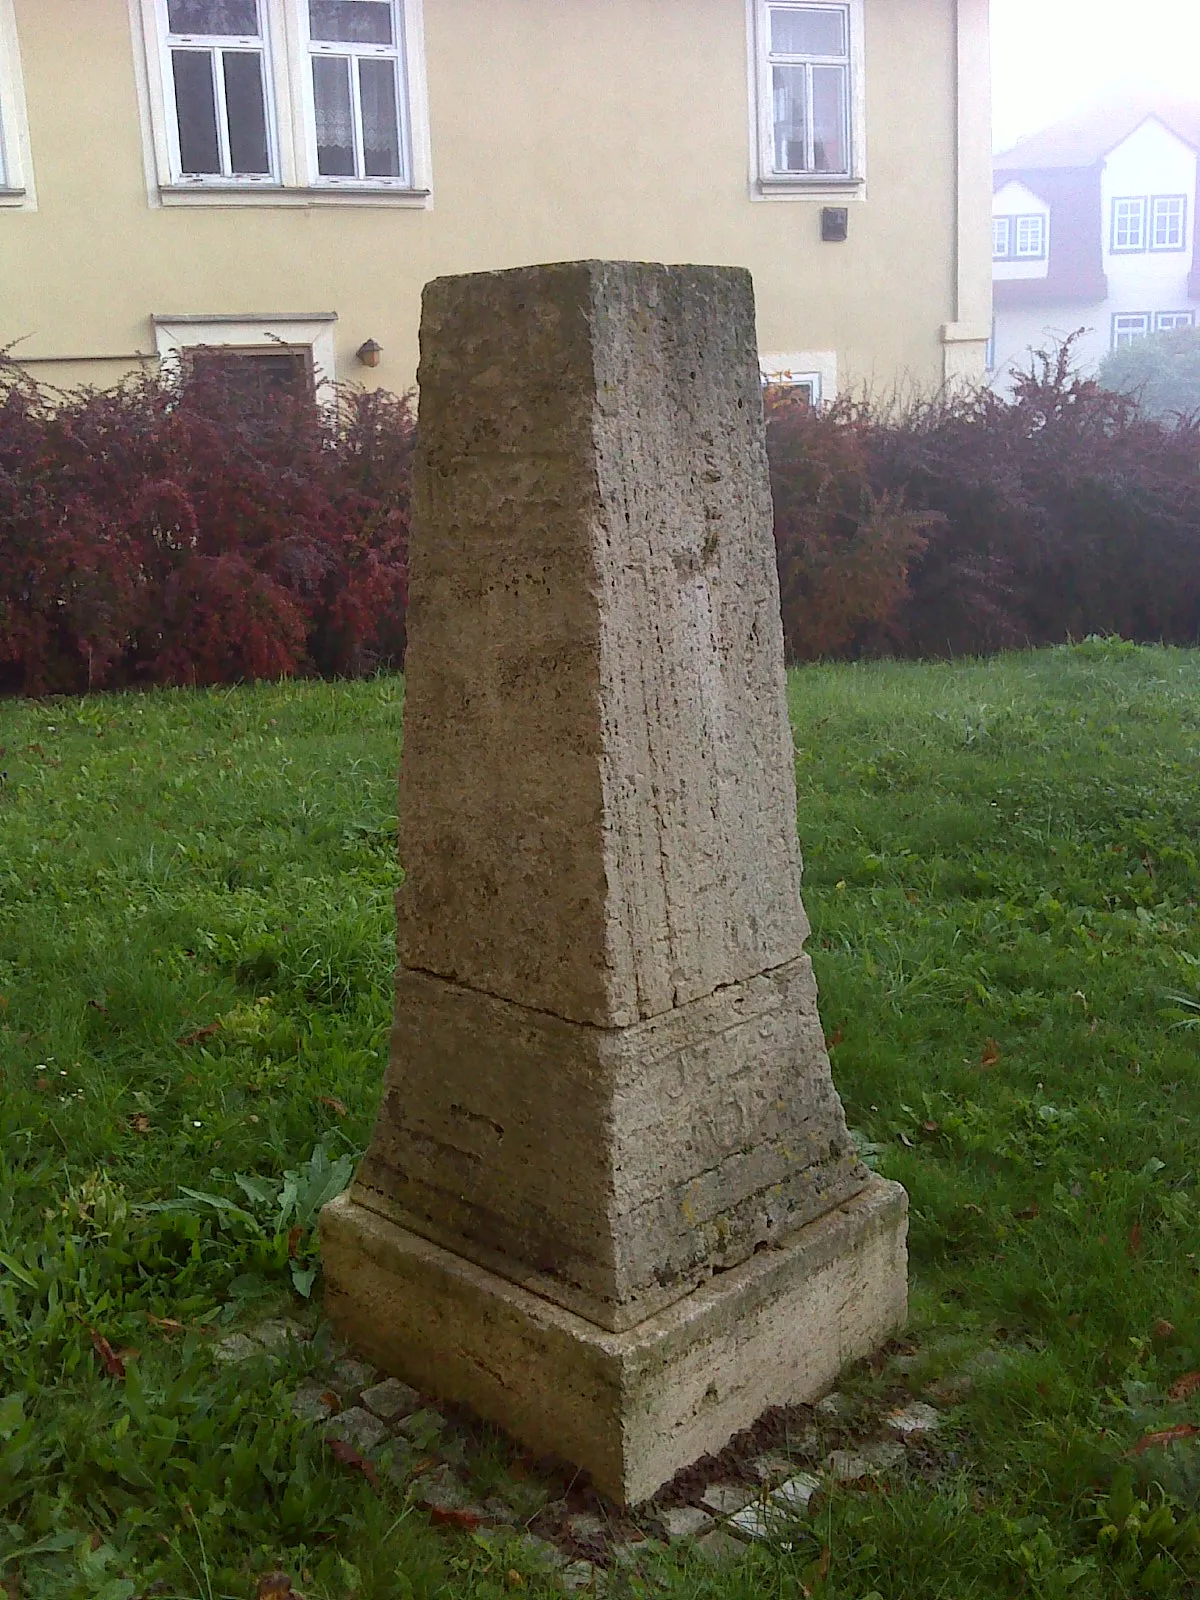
[321,260,907,1505]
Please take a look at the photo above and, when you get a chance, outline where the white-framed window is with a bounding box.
[760,350,837,401]
[155,0,278,183]
[751,1,864,193]
[1014,213,1047,259]
[1111,196,1148,253]
[992,217,1011,260]
[301,0,411,186]
[1112,312,1151,349]
[1155,310,1196,333]
[0,0,35,207]
[135,0,430,204]
[1150,193,1188,252]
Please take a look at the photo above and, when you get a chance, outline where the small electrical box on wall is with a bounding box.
[821,207,849,242]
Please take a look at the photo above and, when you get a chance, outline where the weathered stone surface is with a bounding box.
[659,1506,714,1541]
[291,1382,337,1423]
[322,1180,907,1505]
[355,958,864,1331]
[398,261,807,1030]
[773,1473,821,1512]
[361,1377,421,1422]
[886,1402,941,1437]
[323,260,908,1504]
[213,1332,259,1364]
[700,1484,755,1516]
[323,1406,390,1455]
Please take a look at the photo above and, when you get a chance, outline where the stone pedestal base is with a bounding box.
[321,1177,907,1506]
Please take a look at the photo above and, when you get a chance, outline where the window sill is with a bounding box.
[159,183,432,210]
[0,185,28,207]
[752,175,866,203]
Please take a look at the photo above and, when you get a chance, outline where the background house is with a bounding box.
[1,0,991,403]
[991,93,1200,389]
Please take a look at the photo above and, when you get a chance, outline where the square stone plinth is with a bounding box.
[321,1177,907,1506]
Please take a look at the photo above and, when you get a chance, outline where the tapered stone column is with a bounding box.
[321,260,907,1505]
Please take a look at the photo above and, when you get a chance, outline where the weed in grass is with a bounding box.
[4,649,1200,1596]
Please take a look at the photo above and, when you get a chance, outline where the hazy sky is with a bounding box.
[992,0,1200,150]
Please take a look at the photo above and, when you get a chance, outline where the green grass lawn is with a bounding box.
[4,642,1200,1599]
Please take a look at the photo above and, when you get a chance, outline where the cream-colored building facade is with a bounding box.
[0,0,991,400]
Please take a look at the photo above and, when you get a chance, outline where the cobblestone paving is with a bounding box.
[215,1321,954,1591]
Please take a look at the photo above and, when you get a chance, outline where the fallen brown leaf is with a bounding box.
[1154,1320,1177,1341]
[426,1505,486,1530]
[319,1095,348,1118]
[506,1573,526,1591]
[979,1040,1001,1069]
[255,1573,294,1600]
[286,1225,303,1260]
[922,1120,940,1135]
[824,1027,845,1051]
[1168,1372,1200,1402]
[1016,1204,1041,1221]
[88,999,108,1013]
[89,1328,126,1380]
[130,1114,152,1135]
[147,1314,187,1334]
[178,1023,220,1048]
[1128,1424,1200,1455]
[1129,1221,1143,1258]
[327,1438,379,1490]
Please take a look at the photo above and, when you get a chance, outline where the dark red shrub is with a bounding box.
[0,358,413,695]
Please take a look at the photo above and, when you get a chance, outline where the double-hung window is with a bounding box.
[139,0,429,201]
[1150,194,1187,251]
[0,0,33,204]
[755,1,861,189]
[992,217,1011,260]
[1111,197,1148,252]
[303,1,409,184]
[159,0,275,182]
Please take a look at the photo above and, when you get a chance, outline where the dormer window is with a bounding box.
[993,212,1047,261]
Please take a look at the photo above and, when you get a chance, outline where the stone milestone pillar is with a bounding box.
[321,260,907,1506]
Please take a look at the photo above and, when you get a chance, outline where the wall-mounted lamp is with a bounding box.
[356,338,383,369]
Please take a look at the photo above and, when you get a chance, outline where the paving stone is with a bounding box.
[412,1463,470,1513]
[694,1529,746,1565]
[291,1382,337,1423]
[360,1377,422,1422]
[481,1496,518,1525]
[771,1472,821,1512]
[885,1402,941,1437]
[250,1318,304,1352]
[860,1440,906,1471]
[560,1561,604,1594]
[826,1450,872,1482]
[610,1538,657,1569]
[728,1502,775,1541]
[700,1483,755,1516]
[751,1452,795,1484]
[328,1358,377,1397]
[514,1534,569,1572]
[323,1406,390,1454]
[566,1512,606,1542]
[660,1505,714,1541]
[395,1406,447,1445]
[213,1332,260,1364]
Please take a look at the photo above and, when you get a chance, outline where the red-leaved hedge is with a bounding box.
[0,359,413,694]
[4,337,1200,695]
[769,340,1200,660]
